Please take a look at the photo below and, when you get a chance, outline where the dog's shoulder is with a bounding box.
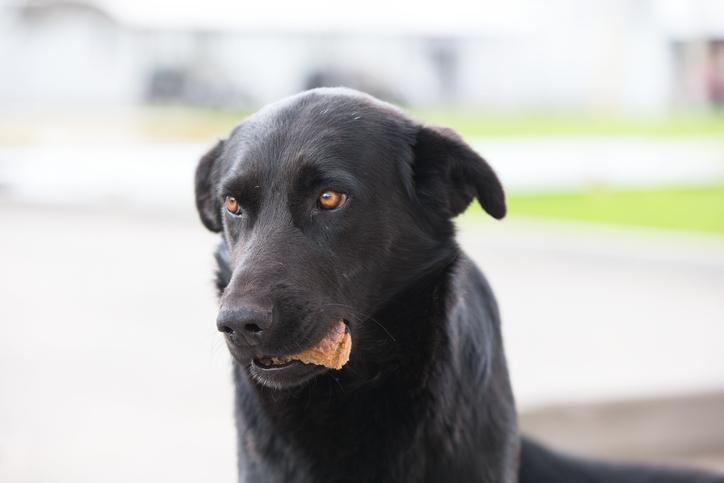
[448,251,501,328]
[441,251,504,382]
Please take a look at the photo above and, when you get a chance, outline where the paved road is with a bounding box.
[1,201,723,482]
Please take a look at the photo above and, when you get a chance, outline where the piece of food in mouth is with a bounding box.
[271,321,351,370]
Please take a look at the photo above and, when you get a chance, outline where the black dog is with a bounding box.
[194,88,723,483]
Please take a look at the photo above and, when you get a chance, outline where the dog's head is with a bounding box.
[195,88,505,389]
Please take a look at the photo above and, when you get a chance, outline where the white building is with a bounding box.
[0,0,723,112]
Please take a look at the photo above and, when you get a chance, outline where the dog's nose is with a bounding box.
[216,305,273,345]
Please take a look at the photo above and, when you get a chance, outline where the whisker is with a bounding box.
[320,303,397,342]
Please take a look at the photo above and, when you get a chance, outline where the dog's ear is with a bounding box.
[412,125,506,219]
[195,139,225,232]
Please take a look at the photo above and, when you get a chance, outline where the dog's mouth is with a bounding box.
[246,321,352,389]
[253,320,352,370]
[253,356,297,368]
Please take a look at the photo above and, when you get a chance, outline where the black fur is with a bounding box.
[194,88,723,483]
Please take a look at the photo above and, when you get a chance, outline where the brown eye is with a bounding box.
[225,195,240,215]
[318,190,347,210]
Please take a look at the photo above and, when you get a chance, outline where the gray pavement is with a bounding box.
[0,202,236,482]
[1,199,723,481]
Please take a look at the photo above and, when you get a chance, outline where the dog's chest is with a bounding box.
[240,390,509,483]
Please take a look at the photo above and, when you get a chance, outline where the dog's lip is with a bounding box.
[248,357,328,389]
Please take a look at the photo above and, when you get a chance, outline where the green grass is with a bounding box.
[410,110,724,139]
[463,184,724,235]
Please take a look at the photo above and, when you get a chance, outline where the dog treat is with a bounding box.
[272,321,351,370]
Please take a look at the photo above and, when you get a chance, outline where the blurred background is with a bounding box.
[1,0,723,481]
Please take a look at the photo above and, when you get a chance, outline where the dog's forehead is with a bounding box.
[221,90,416,182]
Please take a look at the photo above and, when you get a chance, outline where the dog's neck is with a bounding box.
[230,254,518,483]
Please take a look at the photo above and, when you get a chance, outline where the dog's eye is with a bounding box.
[318,190,347,210]
[225,195,241,215]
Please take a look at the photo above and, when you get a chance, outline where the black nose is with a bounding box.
[216,305,273,345]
